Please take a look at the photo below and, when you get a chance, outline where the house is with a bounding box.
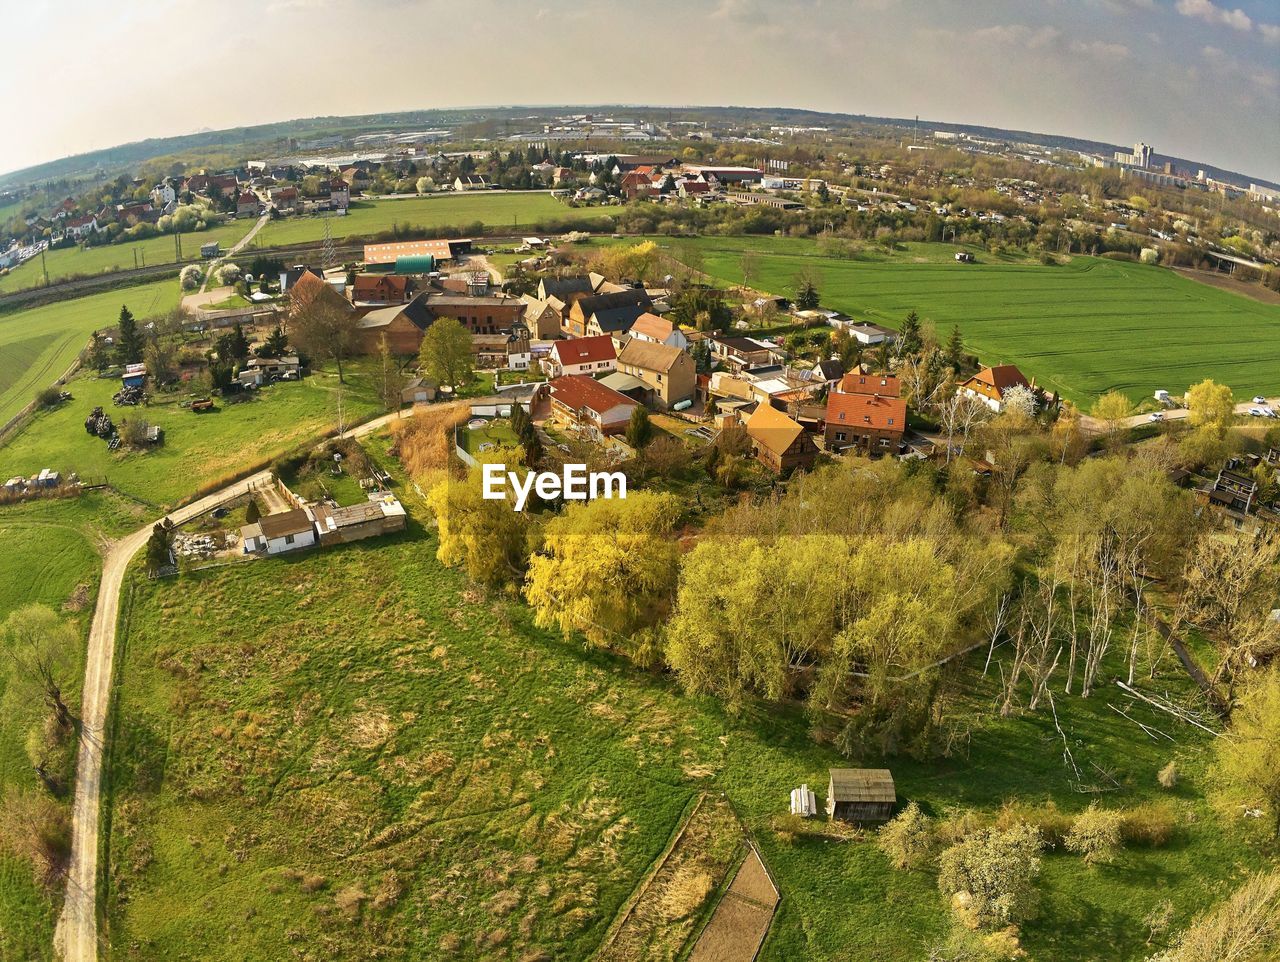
[958,365,1031,413]
[351,273,411,306]
[545,335,617,377]
[270,185,300,212]
[363,238,469,267]
[288,270,352,317]
[200,241,222,258]
[827,768,896,822]
[236,192,260,218]
[1201,463,1259,518]
[355,295,438,355]
[421,293,523,336]
[520,295,563,340]
[825,392,907,454]
[709,335,778,373]
[538,275,596,303]
[744,402,818,474]
[616,339,696,410]
[454,175,490,191]
[329,178,350,210]
[311,493,407,546]
[546,374,638,438]
[237,355,301,387]
[567,289,652,338]
[279,264,323,293]
[505,321,532,371]
[242,508,317,555]
[846,322,897,346]
[401,377,438,405]
[837,372,901,397]
[627,312,689,350]
[65,215,99,240]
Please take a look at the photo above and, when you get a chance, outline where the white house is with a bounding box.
[150,181,177,208]
[241,508,316,555]
[627,311,688,350]
[846,323,896,346]
[544,335,617,378]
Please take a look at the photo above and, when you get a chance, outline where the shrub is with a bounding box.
[1064,803,1124,865]
[878,801,935,870]
[994,800,1072,848]
[1158,761,1178,790]
[180,264,203,290]
[1119,801,1177,848]
[937,809,989,847]
[938,824,1043,929]
[215,262,242,286]
[35,386,63,409]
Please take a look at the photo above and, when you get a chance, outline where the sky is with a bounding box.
[4,0,1278,182]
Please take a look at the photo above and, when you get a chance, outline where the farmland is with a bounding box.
[0,279,179,428]
[101,464,1266,962]
[253,192,614,248]
[0,365,382,508]
[650,236,1280,406]
[0,220,255,294]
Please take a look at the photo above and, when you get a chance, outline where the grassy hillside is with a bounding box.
[254,193,613,248]
[655,236,1280,405]
[0,280,178,427]
[0,221,255,294]
[101,452,1266,962]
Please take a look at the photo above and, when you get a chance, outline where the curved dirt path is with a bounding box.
[55,411,400,961]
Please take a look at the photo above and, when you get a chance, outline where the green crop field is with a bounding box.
[252,193,613,249]
[101,454,1265,962]
[0,493,147,961]
[0,279,179,428]
[654,236,1280,405]
[0,365,381,508]
[0,221,255,294]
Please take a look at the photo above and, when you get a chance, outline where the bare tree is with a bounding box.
[0,606,78,732]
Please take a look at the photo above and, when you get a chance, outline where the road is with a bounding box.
[1077,397,1278,435]
[55,410,402,962]
[228,210,270,255]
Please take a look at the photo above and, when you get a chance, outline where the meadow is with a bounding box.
[0,221,255,294]
[0,493,148,961]
[0,365,382,508]
[252,192,614,249]
[100,446,1267,962]
[653,236,1280,406]
[0,279,179,428]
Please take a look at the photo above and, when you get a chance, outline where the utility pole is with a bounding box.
[40,246,48,287]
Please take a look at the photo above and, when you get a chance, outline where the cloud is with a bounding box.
[1071,39,1130,60]
[1175,0,1252,32]
[970,24,1060,49]
[1261,23,1280,44]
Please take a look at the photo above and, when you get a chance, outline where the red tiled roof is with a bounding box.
[552,335,616,366]
[352,274,409,295]
[969,364,1029,395]
[825,392,907,432]
[839,372,901,397]
[549,374,636,417]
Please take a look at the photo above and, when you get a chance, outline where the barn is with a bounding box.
[826,768,896,822]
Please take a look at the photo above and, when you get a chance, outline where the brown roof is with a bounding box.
[825,392,907,432]
[964,365,1029,398]
[745,402,804,457]
[553,335,616,365]
[829,768,896,804]
[628,312,675,342]
[352,274,409,296]
[363,239,455,263]
[548,375,637,418]
[839,372,901,397]
[617,338,686,374]
[257,508,314,540]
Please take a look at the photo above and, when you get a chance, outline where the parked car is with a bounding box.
[1252,395,1268,404]
[1248,408,1266,417]
[1149,412,1165,422]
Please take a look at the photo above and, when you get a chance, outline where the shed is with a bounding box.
[827,768,896,822]
[394,255,435,275]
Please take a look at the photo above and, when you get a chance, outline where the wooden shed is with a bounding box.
[826,768,896,822]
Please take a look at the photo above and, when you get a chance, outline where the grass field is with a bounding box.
[0,279,179,428]
[649,236,1280,405]
[0,492,147,962]
[0,365,382,508]
[253,193,614,249]
[0,221,254,294]
[100,454,1267,961]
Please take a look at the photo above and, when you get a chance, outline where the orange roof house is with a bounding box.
[824,392,907,454]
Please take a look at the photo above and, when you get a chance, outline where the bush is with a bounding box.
[937,809,990,847]
[878,801,935,870]
[993,800,1073,848]
[938,825,1043,929]
[35,386,63,409]
[1158,760,1178,790]
[1119,801,1177,848]
[1064,803,1124,865]
[180,264,203,290]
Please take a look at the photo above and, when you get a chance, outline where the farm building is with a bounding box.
[744,402,817,475]
[241,508,316,556]
[121,363,147,389]
[311,494,407,546]
[827,768,896,822]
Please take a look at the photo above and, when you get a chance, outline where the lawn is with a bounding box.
[0,279,179,428]
[0,221,254,294]
[459,419,520,456]
[0,365,382,509]
[100,471,1267,961]
[253,193,614,249]
[650,236,1280,406]
[0,492,148,962]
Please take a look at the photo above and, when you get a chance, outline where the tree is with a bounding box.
[377,334,407,415]
[625,406,654,449]
[525,492,681,666]
[878,802,935,870]
[290,292,359,383]
[1064,803,1123,865]
[426,462,531,587]
[415,176,434,194]
[1212,668,1280,836]
[146,518,175,572]
[1149,871,1280,962]
[244,499,260,525]
[945,324,965,371]
[937,824,1043,929]
[793,271,820,310]
[1001,384,1038,419]
[509,401,541,467]
[227,322,250,362]
[418,316,473,392]
[740,249,760,290]
[898,310,923,356]
[0,606,78,732]
[115,305,143,365]
[1091,390,1133,445]
[1186,378,1236,432]
[260,324,289,358]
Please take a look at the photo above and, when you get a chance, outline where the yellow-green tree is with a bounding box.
[1212,668,1280,836]
[1091,390,1133,445]
[524,491,680,666]
[425,453,530,586]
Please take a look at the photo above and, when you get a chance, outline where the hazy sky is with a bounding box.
[5,0,1278,181]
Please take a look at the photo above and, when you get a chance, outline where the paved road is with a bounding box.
[229,210,270,255]
[1078,397,1277,435]
[55,410,401,962]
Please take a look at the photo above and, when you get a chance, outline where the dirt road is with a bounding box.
[55,411,401,961]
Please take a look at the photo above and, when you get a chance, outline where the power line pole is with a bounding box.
[322,215,335,270]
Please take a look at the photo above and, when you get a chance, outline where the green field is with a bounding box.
[0,493,147,961]
[0,366,382,508]
[0,221,254,294]
[656,236,1280,405]
[0,279,179,428]
[253,193,613,249]
[100,456,1264,962]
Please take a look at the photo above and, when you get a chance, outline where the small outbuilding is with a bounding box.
[826,768,896,822]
